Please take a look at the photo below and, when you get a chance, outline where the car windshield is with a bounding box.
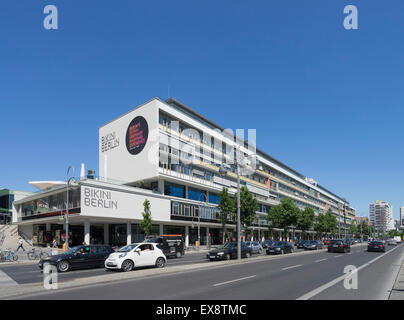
[118,244,139,252]
[370,241,383,245]
[309,241,317,244]
[274,241,284,246]
[223,242,235,248]
[64,246,81,255]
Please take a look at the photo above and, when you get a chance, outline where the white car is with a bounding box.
[105,243,167,272]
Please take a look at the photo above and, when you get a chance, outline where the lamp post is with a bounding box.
[198,193,208,250]
[65,166,77,250]
[219,146,262,260]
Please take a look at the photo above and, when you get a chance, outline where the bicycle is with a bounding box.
[27,248,49,260]
[0,249,18,262]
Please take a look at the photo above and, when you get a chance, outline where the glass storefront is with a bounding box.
[109,224,127,247]
[131,224,160,243]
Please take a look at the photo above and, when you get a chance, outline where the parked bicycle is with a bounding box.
[27,248,49,260]
[0,249,18,262]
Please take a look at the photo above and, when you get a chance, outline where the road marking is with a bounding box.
[315,259,327,263]
[297,245,402,300]
[282,264,302,271]
[213,275,256,287]
[334,255,343,258]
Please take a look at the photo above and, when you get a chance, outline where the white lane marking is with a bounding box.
[0,269,19,287]
[213,275,256,287]
[334,255,343,258]
[315,259,327,263]
[282,264,302,271]
[297,244,402,300]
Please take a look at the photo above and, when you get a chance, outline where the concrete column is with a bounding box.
[185,186,188,199]
[158,180,164,194]
[84,221,90,245]
[127,222,132,245]
[159,224,164,236]
[104,224,109,245]
[46,223,51,231]
[185,225,189,247]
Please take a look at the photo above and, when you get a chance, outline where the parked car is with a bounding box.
[105,242,167,272]
[262,239,276,249]
[327,239,351,253]
[323,239,330,246]
[367,241,386,252]
[206,242,252,260]
[246,241,263,254]
[386,239,397,246]
[144,234,184,258]
[296,240,310,249]
[266,241,294,255]
[38,244,115,272]
[304,240,324,250]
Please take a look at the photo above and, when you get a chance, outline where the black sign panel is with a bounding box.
[125,116,149,155]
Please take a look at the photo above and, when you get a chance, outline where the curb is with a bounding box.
[388,246,404,300]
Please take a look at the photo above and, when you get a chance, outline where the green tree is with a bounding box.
[217,188,235,244]
[349,224,358,237]
[314,213,327,238]
[236,186,259,238]
[140,199,153,237]
[266,198,299,240]
[297,207,315,240]
[324,210,338,238]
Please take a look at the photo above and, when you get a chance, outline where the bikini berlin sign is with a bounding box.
[83,187,118,210]
[125,116,149,155]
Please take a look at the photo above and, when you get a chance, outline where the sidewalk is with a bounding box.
[389,248,404,300]
[0,247,59,265]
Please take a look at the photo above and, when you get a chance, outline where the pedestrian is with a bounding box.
[52,238,58,248]
[16,237,25,252]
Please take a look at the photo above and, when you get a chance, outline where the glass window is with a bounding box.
[187,188,206,202]
[208,193,220,204]
[164,182,185,198]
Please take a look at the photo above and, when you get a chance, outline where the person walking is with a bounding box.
[16,237,25,252]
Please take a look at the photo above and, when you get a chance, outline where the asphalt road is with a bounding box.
[11,243,404,300]
[0,248,296,285]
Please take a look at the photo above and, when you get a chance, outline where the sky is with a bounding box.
[0,0,403,219]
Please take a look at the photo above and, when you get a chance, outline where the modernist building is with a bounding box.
[13,97,355,247]
[0,189,32,224]
[400,207,404,230]
[370,200,394,233]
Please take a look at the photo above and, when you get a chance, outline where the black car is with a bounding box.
[296,240,310,249]
[38,245,114,272]
[207,242,252,260]
[327,239,351,253]
[303,240,324,250]
[367,241,386,252]
[266,241,294,255]
[145,234,185,258]
[262,239,276,249]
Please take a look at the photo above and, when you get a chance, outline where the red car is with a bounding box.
[323,240,330,246]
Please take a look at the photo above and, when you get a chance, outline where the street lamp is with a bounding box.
[219,146,261,260]
[198,193,208,250]
[65,166,78,250]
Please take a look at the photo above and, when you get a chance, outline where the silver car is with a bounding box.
[246,241,263,254]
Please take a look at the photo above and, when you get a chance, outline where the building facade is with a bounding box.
[400,207,404,230]
[370,200,394,233]
[0,189,33,224]
[13,97,355,247]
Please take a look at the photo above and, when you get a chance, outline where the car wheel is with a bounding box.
[176,251,182,259]
[121,259,134,272]
[57,260,70,273]
[156,257,165,268]
[225,254,231,260]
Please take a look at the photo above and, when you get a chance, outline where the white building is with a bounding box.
[400,207,404,230]
[13,97,355,247]
[369,201,394,233]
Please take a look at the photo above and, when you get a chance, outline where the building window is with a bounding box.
[187,188,206,202]
[164,182,185,198]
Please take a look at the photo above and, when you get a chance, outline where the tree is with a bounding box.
[140,199,153,237]
[235,186,259,238]
[314,213,327,239]
[297,207,315,240]
[325,210,338,238]
[349,224,358,237]
[266,198,299,241]
[217,188,235,244]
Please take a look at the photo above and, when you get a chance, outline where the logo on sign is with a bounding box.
[126,116,149,155]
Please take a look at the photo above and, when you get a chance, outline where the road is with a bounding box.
[5,243,403,300]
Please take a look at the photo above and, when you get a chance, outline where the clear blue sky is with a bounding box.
[1,1,403,219]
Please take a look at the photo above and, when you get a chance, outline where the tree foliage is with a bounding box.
[267,198,300,240]
[140,199,153,236]
[217,188,235,243]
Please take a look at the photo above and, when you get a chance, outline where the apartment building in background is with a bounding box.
[370,200,394,233]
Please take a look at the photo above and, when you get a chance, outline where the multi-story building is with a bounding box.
[12,97,355,247]
[400,207,404,230]
[370,200,394,233]
[0,189,33,224]
[355,216,370,226]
